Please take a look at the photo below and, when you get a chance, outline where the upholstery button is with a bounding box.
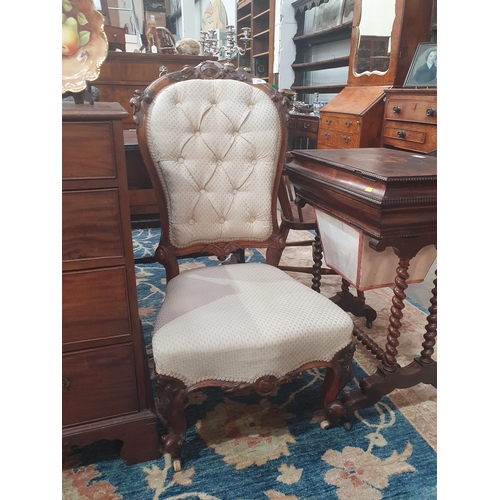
[233,131,238,136]
[219,217,225,224]
[200,189,206,195]
[195,131,201,136]
[189,219,195,225]
[178,158,184,164]
[217,160,222,166]
[232,189,237,194]
[176,102,182,107]
[249,217,255,223]
[251,159,257,165]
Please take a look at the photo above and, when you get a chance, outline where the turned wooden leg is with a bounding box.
[420,270,437,368]
[320,343,356,429]
[331,279,377,328]
[382,257,410,372]
[311,233,323,292]
[156,375,188,470]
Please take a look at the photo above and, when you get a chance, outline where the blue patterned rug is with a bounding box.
[62,229,437,499]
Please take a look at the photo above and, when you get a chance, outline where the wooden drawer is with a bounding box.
[104,25,125,49]
[62,122,117,180]
[320,114,360,133]
[62,189,124,262]
[63,267,132,346]
[289,116,319,133]
[62,344,139,426]
[317,128,361,149]
[382,120,437,153]
[384,96,437,124]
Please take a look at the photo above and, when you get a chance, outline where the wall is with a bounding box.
[274,0,296,90]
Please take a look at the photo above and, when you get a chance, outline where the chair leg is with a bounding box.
[156,374,188,471]
[320,343,356,430]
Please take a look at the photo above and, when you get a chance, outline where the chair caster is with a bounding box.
[343,420,352,431]
[366,320,372,329]
[173,459,182,472]
[320,419,331,430]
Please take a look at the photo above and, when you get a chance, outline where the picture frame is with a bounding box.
[312,0,344,32]
[403,42,437,88]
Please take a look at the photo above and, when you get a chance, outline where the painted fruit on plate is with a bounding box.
[62,0,108,93]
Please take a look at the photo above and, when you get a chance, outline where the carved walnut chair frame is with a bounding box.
[131,60,355,471]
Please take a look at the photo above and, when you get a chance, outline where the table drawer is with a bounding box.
[62,343,139,426]
[62,122,117,180]
[63,267,132,346]
[104,25,125,47]
[320,114,360,133]
[290,116,319,133]
[318,129,361,149]
[385,97,437,124]
[382,121,437,153]
[62,189,124,262]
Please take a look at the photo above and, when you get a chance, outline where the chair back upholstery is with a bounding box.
[132,61,289,276]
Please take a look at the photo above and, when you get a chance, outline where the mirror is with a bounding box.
[353,0,396,77]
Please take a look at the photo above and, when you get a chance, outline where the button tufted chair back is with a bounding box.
[146,78,280,248]
[131,61,355,472]
[132,61,289,277]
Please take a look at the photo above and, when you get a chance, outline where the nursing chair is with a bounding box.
[131,61,355,471]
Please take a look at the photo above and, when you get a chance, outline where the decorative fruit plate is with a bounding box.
[62,0,108,94]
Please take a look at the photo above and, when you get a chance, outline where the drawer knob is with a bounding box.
[159,65,168,77]
[325,118,332,124]
[392,106,401,114]
[344,120,353,127]
[426,108,435,117]
[303,122,310,129]
[324,132,331,138]
[343,135,351,143]
[397,130,406,139]
[62,377,71,392]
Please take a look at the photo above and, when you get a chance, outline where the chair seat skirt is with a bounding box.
[152,262,353,386]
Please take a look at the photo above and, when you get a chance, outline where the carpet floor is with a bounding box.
[62,227,437,499]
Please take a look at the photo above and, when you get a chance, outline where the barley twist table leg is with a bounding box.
[382,257,410,372]
[420,270,437,364]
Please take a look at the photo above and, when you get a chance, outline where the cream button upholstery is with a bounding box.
[200,189,206,195]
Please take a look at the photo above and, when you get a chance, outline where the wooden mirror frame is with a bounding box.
[347,0,433,87]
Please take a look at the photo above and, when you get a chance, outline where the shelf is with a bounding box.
[253,51,270,58]
[253,29,270,38]
[237,13,251,24]
[293,23,352,47]
[237,0,252,9]
[254,8,270,20]
[292,57,350,72]
[291,84,346,94]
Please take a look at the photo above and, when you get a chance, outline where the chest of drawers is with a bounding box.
[318,86,386,150]
[62,102,159,464]
[381,88,437,153]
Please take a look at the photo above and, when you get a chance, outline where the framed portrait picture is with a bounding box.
[403,42,437,88]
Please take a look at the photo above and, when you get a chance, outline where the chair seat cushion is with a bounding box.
[152,262,353,386]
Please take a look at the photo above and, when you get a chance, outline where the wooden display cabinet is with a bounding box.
[237,0,275,84]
